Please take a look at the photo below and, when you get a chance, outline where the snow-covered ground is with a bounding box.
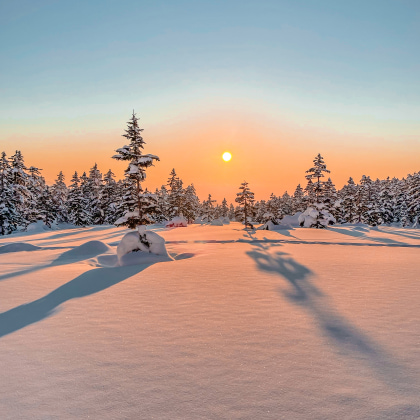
[0,223,419,419]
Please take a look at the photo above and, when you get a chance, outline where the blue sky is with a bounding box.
[1,0,419,122]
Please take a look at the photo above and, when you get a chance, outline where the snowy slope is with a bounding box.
[0,224,419,419]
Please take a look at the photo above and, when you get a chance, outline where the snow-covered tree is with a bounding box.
[101,169,118,224]
[87,163,103,224]
[292,184,305,213]
[300,154,335,228]
[201,194,216,222]
[183,184,200,223]
[235,181,255,229]
[220,198,229,218]
[67,172,90,226]
[112,111,160,235]
[305,153,330,204]
[51,171,68,223]
[0,152,20,235]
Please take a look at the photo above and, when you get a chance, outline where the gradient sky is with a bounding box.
[1,0,419,202]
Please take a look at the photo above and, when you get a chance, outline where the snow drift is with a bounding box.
[116,229,172,266]
[0,242,41,254]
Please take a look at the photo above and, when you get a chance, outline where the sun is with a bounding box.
[222,151,232,162]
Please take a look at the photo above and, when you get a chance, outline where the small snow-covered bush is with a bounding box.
[26,220,56,232]
[280,212,302,227]
[259,221,293,231]
[298,204,336,228]
[116,228,171,266]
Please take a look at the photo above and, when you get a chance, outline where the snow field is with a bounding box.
[0,223,419,419]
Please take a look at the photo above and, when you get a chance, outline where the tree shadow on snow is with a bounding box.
[329,227,408,246]
[0,264,148,338]
[245,231,418,394]
[0,241,113,283]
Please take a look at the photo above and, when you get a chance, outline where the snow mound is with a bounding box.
[57,241,111,262]
[0,242,41,254]
[220,217,230,224]
[210,219,224,226]
[26,220,55,232]
[165,217,188,228]
[280,212,302,227]
[298,206,336,228]
[117,230,172,266]
[259,221,293,231]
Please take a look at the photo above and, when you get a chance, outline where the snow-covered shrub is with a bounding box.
[280,212,302,227]
[116,227,171,265]
[298,204,336,228]
[26,220,56,232]
[210,218,223,226]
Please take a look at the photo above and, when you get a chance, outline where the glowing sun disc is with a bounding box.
[222,152,232,162]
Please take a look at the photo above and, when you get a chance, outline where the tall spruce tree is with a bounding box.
[51,171,68,223]
[235,181,255,229]
[112,111,160,237]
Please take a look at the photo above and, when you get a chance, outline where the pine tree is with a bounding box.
[341,177,358,223]
[202,194,216,222]
[183,184,200,223]
[9,150,31,228]
[235,181,255,229]
[300,154,334,228]
[220,198,229,218]
[305,153,330,203]
[378,177,395,225]
[157,185,171,222]
[112,111,160,235]
[292,184,305,213]
[407,172,420,227]
[51,171,68,223]
[399,200,410,227]
[101,169,118,224]
[228,203,235,220]
[26,166,45,224]
[168,175,185,218]
[37,186,57,227]
[87,163,103,224]
[0,152,20,235]
[67,172,90,226]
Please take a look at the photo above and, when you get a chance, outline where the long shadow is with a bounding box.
[0,241,112,283]
[0,264,147,338]
[377,227,420,241]
[245,232,418,394]
[330,227,408,246]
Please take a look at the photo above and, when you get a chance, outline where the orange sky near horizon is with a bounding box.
[3,111,419,204]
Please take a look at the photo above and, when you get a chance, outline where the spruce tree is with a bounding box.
[51,171,68,223]
[292,184,305,213]
[87,163,103,224]
[67,172,90,226]
[101,169,118,224]
[305,153,330,203]
[202,194,216,222]
[235,181,255,229]
[183,184,200,223]
[0,152,20,234]
[112,111,160,238]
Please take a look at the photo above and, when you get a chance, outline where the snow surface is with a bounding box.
[0,223,419,419]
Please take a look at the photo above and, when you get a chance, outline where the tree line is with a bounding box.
[0,114,419,235]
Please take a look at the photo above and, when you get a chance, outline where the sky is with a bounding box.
[1,0,419,202]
